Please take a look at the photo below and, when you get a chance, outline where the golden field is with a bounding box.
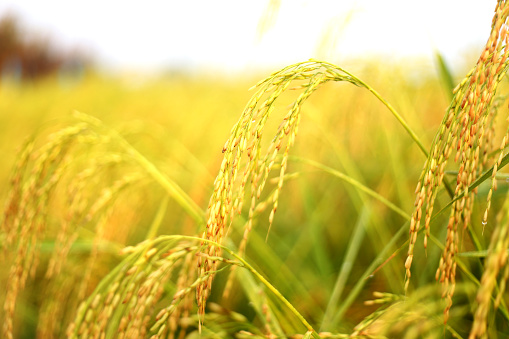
[1,16,509,337]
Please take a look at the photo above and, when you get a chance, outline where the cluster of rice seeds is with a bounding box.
[117,252,172,339]
[37,268,82,338]
[1,139,34,240]
[29,151,126,337]
[237,331,349,339]
[405,0,509,325]
[197,60,364,322]
[151,271,212,338]
[114,246,189,339]
[153,250,245,338]
[222,187,276,299]
[260,297,278,339]
[354,291,451,338]
[235,288,282,339]
[39,149,144,337]
[482,117,509,230]
[45,154,125,279]
[0,117,149,337]
[67,239,197,339]
[470,195,509,338]
[352,292,404,337]
[167,250,198,339]
[1,123,93,339]
[77,173,144,303]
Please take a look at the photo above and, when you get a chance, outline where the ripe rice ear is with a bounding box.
[196,59,422,326]
[405,0,509,332]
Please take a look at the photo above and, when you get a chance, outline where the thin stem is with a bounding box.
[291,156,410,220]
[311,59,429,158]
[321,206,370,331]
[146,196,169,240]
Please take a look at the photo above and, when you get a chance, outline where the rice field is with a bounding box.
[2,2,509,339]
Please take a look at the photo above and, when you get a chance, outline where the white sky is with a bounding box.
[0,0,498,74]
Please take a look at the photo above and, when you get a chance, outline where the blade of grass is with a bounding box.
[38,239,122,256]
[304,108,405,291]
[231,255,286,337]
[330,219,409,327]
[146,195,169,240]
[433,152,509,221]
[383,128,414,209]
[457,250,509,258]
[434,50,456,101]
[290,156,410,220]
[321,206,371,331]
[242,226,320,314]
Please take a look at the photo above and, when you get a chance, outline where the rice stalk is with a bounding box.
[5,3,509,337]
[352,285,473,338]
[65,234,321,338]
[470,188,509,338]
[2,123,94,339]
[196,59,424,332]
[72,111,205,225]
[0,114,205,338]
[405,1,509,330]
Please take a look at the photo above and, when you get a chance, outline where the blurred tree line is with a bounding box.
[0,13,91,81]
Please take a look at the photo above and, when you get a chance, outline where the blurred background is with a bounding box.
[0,0,497,78]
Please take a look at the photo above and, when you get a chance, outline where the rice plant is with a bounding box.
[2,1,509,338]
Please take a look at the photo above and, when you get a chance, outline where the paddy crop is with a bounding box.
[2,1,509,338]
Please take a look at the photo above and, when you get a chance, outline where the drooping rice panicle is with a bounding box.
[196,60,383,323]
[405,0,509,326]
[469,192,509,338]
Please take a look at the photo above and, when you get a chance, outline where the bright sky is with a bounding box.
[0,0,498,74]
